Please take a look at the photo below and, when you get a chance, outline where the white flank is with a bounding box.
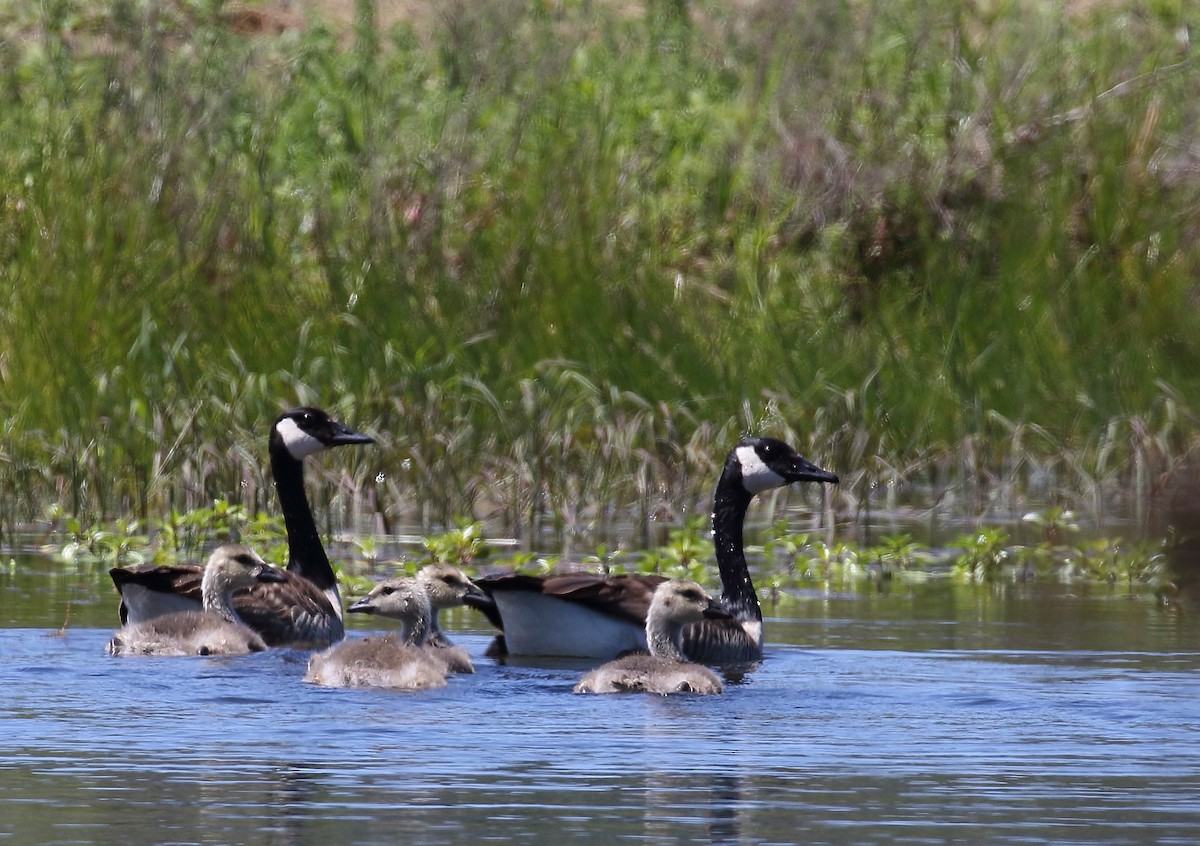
[119,585,200,624]
[276,417,326,459]
[495,592,647,659]
[740,618,764,649]
[735,445,787,494]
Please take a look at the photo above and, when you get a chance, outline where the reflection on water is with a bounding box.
[2,556,1200,844]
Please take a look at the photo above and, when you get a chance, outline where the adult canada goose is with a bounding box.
[470,436,838,664]
[574,580,730,695]
[109,407,374,648]
[107,545,287,657]
[304,578,452,689]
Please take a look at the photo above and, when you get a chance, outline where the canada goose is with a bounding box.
[574,580,730,695]
[109,407,374,648]
[470,436,838,663]
[107,545,287,656]
[304,579,452,690]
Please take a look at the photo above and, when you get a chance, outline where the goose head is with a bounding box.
[416,563,489,611]
[203,544,288,592]
[346,577,434,643]
[649,580,731,627]
[270,407,375,461]
[729,436,839,495]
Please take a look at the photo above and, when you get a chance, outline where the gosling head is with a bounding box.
[204,544,287,590]
[649,580,732,627]
[416,563,488,611]
[729,436,838,495]
[347,577,434,638]
[348,580,432,619]
[270,406,375,461]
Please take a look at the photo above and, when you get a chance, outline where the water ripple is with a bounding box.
[2,616,1200,844]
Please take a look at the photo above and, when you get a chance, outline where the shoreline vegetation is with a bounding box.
[45,508,1174,597]
[2,1,1199,588]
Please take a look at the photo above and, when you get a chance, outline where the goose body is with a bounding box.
[574,580,729,695]
[107,545,287,657]
[471,572,664,659]
[471,437,837,663]
[304,578,455,689]
[109,407,373,648]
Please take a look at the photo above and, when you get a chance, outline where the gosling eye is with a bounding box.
[381,586,396,596]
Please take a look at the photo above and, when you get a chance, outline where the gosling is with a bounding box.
[412,563,488,671]
[106,545,287,657]
[304,578,452,690]
[574,580,730,695]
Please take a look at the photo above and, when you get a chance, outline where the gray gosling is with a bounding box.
[414,563,487,671]
[574,580,730,695]
[106,545,287,657]
[304,578,452,690]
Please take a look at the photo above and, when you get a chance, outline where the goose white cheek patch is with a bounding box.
[736,445,787,494]
[276,418,326,459]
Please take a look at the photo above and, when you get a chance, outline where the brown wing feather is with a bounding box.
[231,573,343,649]
[109,564,204,596]
[539,573,665,626]
[474,571,665,628]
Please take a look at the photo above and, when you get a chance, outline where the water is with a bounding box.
[3,555,1200,845]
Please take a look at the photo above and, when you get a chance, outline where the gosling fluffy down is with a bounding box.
[107,545,286,657]
[574,580,730,695]
[305,578,453,690]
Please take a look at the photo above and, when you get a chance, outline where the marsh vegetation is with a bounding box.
[2,0,1198,585]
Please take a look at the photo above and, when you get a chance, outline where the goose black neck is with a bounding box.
[711,477,760,623]
[271,448,335,591]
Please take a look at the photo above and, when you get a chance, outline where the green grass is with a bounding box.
[56,506,1173,595]
[1,0,1199,545]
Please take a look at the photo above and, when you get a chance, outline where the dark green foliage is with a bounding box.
[2,0,1199,541]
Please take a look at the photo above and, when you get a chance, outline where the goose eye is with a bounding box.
[381,586,395,596]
